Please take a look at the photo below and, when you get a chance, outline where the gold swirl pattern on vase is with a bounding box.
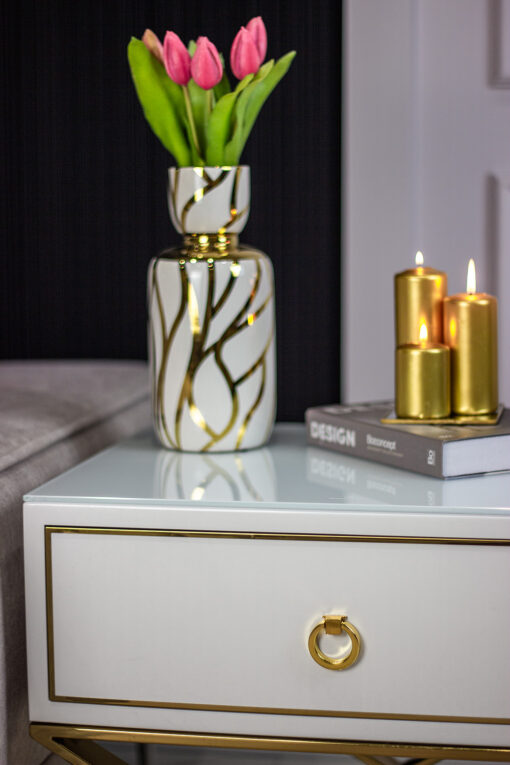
[221,165,249,232]
[149,246,275,452]
[170,167,249,234]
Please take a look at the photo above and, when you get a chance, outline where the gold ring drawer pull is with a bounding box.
[308,615,361,671]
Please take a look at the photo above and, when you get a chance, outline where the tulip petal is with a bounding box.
[127,37,191,166]
[246,17,267,63]
[191,36,223,90]
[163,31,191,85]
[230,27,260,80]
[142,29,164,64]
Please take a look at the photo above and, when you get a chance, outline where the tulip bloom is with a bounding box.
[230,26,261,80]
[142,29,164,65]
[163,31,191,85]
[246,16,267,64]
[191,36,223,90]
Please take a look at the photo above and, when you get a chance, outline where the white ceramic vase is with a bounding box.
[148,166,276,452]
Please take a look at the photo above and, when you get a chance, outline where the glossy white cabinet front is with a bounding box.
[46,528,509,721]
[24,428,510,750]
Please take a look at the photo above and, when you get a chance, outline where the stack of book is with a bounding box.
[305,401,510,479]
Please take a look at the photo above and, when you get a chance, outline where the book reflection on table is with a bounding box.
[306,444,510,513]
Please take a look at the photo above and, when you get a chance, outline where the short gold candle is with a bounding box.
[395,252,447,345]
[443,260,498,415]
[396,331,450,419]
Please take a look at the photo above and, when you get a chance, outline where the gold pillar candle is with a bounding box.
[443,259,498,415]
[395,252,447,345]
[396,323,450,419]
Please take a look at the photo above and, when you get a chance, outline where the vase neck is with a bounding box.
[183,232,239,255]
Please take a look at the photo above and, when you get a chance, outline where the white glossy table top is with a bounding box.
[25,424,510,514]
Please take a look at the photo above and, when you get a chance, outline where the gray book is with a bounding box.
[305,401,510,479]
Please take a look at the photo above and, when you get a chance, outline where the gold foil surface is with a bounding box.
[395,344,450,419]
[395,267,447,345]
[443,294,498,415]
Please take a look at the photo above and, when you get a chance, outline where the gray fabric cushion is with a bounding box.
[0,361,151,765]
[0,360,149,472]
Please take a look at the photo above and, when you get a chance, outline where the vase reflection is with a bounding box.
[155,446,276,503]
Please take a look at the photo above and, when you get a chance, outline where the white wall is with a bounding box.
[342,0,510,404]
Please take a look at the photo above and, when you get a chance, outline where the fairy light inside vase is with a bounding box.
[467,258,476,295]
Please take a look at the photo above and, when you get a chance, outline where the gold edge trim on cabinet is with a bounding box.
[45,526,510,545]
[47,693,510,725]
[29,724,510,762]
[44,526,510,726]
[44,527,55,700]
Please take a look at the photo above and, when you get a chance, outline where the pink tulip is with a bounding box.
[142,29,164,65]
[246,16,267,64]
[163,31,191,85]
[191,36,223,90]
[230,27,260,80]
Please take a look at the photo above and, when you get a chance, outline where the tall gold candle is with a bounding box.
[396,322,450,419]
[395,252,447,345]
[443,259,498,415]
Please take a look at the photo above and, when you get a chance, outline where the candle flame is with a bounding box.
[467,258,476,294]
[419,321,428,342]
[415,251,424,266]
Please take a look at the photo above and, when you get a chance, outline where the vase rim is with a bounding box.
[169,165,250,171]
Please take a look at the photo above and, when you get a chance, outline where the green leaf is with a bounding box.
[206,74,254,166]
[223,61,274,166]
[187,79,209,159]
[223,52,296,165]
[205,92,237,166]
[213,54,231,101]
[214,69,231,101]
[127,37,191,166]
[242,51,296,149]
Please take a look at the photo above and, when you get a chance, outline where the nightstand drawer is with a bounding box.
[47,527,510,723]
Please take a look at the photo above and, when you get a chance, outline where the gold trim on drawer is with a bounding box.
[30,723,510,762]
[44,526,510,725]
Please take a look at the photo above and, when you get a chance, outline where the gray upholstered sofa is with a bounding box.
[0,360,150,765]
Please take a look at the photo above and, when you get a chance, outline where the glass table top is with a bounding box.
[25,423,510,513]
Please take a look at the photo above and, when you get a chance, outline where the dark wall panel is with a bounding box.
[1,0,341,421]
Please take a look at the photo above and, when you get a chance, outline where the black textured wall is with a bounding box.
[1,0,341,421]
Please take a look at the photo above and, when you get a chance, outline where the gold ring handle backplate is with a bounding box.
[308,615,361,670]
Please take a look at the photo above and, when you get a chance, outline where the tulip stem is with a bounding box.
[207,89,213,116]
[183,85,202,161]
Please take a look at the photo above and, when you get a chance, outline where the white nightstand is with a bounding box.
[23,424,510,764]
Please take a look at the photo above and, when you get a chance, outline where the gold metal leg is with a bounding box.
[31,726,126,764]
[354,758,441,765]
[30,723,510,763]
